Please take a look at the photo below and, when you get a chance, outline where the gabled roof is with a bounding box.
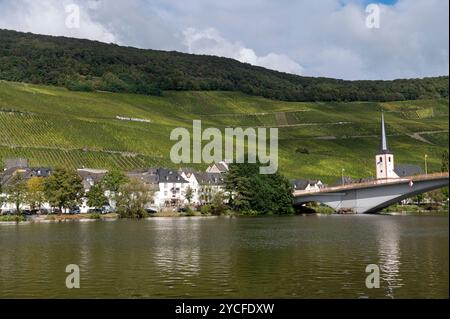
[194,172,224,186]
[291,179,322,190]
[1,167,53,187]
[126,168,188,184]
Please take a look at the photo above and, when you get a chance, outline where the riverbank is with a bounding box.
[1,206,448,225]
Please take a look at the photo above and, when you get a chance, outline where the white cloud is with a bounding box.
[0,0,448,80]
[183,27,304,75]
[0,0,117,43]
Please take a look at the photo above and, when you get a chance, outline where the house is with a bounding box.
[77,169,108,213]
[179,167,226,204]
[193,172,225,204]
[77,169,108,192]
[206,161,230,173]
[0,166,53,213]
[126,168,190,208]
[292,179,324,191]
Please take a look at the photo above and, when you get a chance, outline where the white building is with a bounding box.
[180,170,225,204]
[375,112,399,180]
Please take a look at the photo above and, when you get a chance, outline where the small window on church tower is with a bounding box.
[379,157,383,162]
[389,157,391,162]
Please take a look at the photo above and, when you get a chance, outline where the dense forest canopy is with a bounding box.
[0,29,448,102]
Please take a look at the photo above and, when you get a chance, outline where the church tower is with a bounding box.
[375,112,398,179]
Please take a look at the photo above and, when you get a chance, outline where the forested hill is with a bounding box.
[0,29,448,102]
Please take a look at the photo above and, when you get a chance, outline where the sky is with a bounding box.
[0,0,448,80]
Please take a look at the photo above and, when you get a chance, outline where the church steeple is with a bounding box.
[380,111,391,154]
[375,111,398,179]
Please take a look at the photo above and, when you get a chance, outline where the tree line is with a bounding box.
[0,168,154,219]
[0,29,448,102]
[0,163,296,219]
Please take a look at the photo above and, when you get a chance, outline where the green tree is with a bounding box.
[184,186,194,204]
[87,183,108,210]
[210,191,227,215]
[26,176,45,213]
[224,162,293,215]
[5,174,27,215]
[102,170,127,195]
[115,178,154,218]
[44,168,84,213]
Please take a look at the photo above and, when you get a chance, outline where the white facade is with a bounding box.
[376,112,399,180]
[375,153,398,179]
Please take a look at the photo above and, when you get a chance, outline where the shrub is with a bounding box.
[0,215,26,222]
[200,205,211,215]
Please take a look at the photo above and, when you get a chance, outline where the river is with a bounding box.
[0,214,448,298]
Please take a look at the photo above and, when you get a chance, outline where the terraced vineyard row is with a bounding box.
[0,145,168,170]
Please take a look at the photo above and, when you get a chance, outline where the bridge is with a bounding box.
[293,172,449,214]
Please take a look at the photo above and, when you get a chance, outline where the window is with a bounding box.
[379,157,383,162]
[389,157,391,162]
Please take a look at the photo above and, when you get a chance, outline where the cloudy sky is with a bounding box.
[0,0,448,80]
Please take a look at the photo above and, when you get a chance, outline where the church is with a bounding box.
[375,112,424,180]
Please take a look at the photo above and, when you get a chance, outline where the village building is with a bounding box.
[206,160,230,174]
[292,179,324,191]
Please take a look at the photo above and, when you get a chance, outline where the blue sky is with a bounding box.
[0,0,448,80]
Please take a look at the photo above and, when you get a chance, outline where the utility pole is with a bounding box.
[341,168,345,186]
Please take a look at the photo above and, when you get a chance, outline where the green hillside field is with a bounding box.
[0,80,448,183]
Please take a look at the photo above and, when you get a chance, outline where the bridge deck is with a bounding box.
[294,172,449,197]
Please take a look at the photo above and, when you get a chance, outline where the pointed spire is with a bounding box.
[380,111,390,153]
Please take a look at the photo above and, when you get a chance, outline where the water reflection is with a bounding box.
[0,215,448,298]
[375,218,403,298]
[152,218,201,278]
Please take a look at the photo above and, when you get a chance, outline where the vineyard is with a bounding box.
[0,80,448,183]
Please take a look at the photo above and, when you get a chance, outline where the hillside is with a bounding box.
[0,80,448,183]
[0,29,448,102]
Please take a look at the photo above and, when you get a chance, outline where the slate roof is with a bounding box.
[77,169,107,190]
[292,179,322,190]
[394,164,424,177]
[1,167,53,187]
[126,168,188,184]
[194,172,225,185]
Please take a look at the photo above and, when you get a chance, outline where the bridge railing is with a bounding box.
[293,172,449,195]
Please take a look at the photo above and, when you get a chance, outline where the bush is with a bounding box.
[200,205,211,215]
[65,79,94,92]
[0,215,26,222]
[89,213,102,220]
[240,209,260,216]
[185,207,196,216]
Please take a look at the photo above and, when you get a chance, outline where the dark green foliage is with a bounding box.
[210,191,227,215]
[101,170,127,193]
[43,167,84,212]
[225,162,294,214]
[0,29,447,102]
[86,183,108,210]
[115,178,152,218]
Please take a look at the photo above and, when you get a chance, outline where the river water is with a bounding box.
[0,214,448,298]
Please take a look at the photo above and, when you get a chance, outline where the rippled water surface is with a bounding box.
[0,215,448,298]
